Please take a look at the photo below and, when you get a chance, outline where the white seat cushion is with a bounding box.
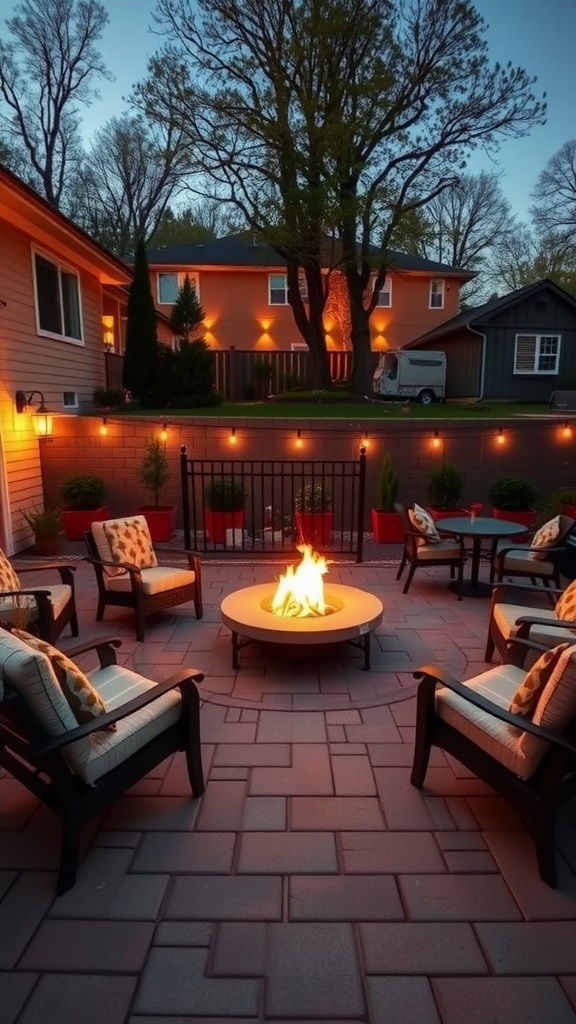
[69,664,182,785]
[416,540,461,561]
[104,565,196,596]
[436,664,542,780]
[494,541,554,577]
[493,601,576,648]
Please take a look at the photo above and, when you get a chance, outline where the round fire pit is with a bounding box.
[220,583,383,670]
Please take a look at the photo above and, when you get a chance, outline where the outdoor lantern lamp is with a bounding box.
[15,390,53,439]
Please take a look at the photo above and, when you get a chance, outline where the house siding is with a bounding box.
[407,330,481,398]
[479,292,576,400]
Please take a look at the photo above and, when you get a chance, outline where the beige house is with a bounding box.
[0,165,133,553]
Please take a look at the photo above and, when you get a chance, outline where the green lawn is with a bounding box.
[130,400,556,420]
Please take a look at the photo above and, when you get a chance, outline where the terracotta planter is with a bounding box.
[371,508,404,544]
[138,505,177,543]
[61,505,110,542]
[205,509,244,545]
[295,511,333,547]
[491,507,536,541]
[33,534,60,556]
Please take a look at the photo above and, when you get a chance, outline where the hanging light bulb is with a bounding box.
[99,417,108,437]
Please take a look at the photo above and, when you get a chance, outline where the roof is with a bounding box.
[143,232,476,278]
[405,279,576,346]
[0,163,133,286]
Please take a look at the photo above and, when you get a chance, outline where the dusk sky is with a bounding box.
[6,0,576,222]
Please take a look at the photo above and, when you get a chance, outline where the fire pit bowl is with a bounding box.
[220,582,383,670]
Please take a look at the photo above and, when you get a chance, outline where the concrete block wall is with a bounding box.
[40,414,575,529]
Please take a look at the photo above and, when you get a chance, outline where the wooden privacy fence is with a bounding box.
[180,448,367,561]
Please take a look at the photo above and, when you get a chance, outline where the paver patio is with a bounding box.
[2,546,576,1023]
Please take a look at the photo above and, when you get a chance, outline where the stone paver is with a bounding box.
[3,557,576,1023]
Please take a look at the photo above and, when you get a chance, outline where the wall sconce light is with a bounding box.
[296,428,303,449]
[563,422,573,440]
[160,421,169,442]
[99,417,108,437]
[229,426,237,445]
[15,390,53,439]
[431,429,442,451]
[496,427,505,446]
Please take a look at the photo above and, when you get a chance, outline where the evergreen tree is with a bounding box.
[123,238,159,404]
[170,274,206,344]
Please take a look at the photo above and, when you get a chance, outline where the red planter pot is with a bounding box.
[61,505,110,542]
[371,509,404,544]
[561,503,576,520]
[491,507,536,541]
[428,507,469,521]
[295,511,333,547]
[205,509,244,545]
[138,506,177,543]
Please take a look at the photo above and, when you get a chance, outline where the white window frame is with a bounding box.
[32,248,83,345]
[429,278,445,309]
[269,273,288,305]
[514,334,561,375]
[62,392,78,409]
[157,272,200,305]
[298,272,309,303]
[375,274,392,307]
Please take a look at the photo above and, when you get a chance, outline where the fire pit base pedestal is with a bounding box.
[220,583,384,671]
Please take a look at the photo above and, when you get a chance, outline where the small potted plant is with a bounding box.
[426,462,465,520]
[137,437,177,541]
[294,483,333,546]
[371,451,403,543]
[92,386,125,410]
[487,475,538,535]
[22,507,62,556]
[60,474,109,541]
[204,477,246,544]
[538,486,576,524]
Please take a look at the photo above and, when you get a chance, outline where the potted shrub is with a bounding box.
[93,386,125,410]
[294,483,333,546]
[426,462,466,520]
[204,477,246,544]
[60,474,109,541]
[22,507,62,556]
[538,486,576,525]
[137,437,177,542]
[371,451,404,543]
[487,475,538,535]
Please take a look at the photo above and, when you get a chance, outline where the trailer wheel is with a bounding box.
[418,389,435,405]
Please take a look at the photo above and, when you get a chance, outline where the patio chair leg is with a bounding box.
[57,816,80,895]
[402,566,416,595]
[70,610,79,636]
[534,812,558,888]
[484,633,495,662]
[396,555,406,580]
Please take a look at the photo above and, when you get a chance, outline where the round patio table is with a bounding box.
[435,516,530,598]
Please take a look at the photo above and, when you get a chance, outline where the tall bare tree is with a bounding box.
[0,0,110,207]
[530,139,576,265]
[136,0,545,392]
[69,114,192,254]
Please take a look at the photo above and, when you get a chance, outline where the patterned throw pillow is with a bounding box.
[509,642,570,717]
[103,516,158,571]
[529,515,560,561]
[408,503,441,544]
[0,549,20,593]
[555,579,576,623]
[12,628,114,728]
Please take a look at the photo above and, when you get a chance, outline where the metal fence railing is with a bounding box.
[180,448,367,561]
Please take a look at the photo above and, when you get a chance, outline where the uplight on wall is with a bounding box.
[15,390,53,439]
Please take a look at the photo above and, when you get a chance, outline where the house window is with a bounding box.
[514,334,560,374]
[375,275,392,307]
[298,273,308,303]
[269,273,288,305]
[33,252,82,342]
[157,272,199,304]
[63,392,78,408]
[429,279,445,309]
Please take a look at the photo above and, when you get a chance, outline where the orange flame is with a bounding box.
[271,545,330,617]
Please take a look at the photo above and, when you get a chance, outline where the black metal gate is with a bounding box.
[180,448,367,561]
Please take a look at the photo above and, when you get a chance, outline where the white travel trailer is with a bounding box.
[373,350,446,404]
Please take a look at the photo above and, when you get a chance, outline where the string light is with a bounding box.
[296,428,303,449]
[229,426,237,445]
[160,421,168,442]
[362,430,370,451]
[563,422,573,440]
[431,429,442,451]
[99,417,108,437]
[496,427,505,446]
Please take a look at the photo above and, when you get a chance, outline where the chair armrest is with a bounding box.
[62,637,122,667]
[83,555,143,581]
[496,542,565,560]
[412,662,576,755]
[33,667,205,754]
[515,615,576,630]
[14,561,76,575]
[0,588,52,599]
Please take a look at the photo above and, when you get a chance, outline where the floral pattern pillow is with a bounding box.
[509,643,570,717]
[408,503,441,544]
[0,549,20,593]
[529,515,560,561]
[555,578,576,623]
[103,516,158,570]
